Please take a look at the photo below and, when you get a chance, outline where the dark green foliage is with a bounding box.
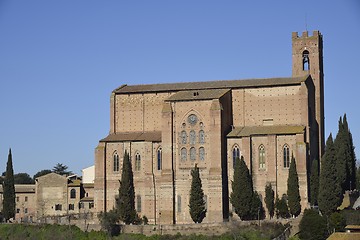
[52,163,72,176]
[264,183,275,218]
[342,114,357,190]
[318,134,342,216]
[328,211,346,233]
[250,191,265,220]
[334,117,347,192]
[98,209,120,236]
[33,169,52,180]
[189,164,206,223]
[117,150,136,224]
[14,172,35,184]
[341,209,360,225]
[275,195,290,219]
[299,209,328,240]
[3,148,16,221]
[230,156,254,220]
[309,159,319,206]
[357,166,360,191]
[287,155,301,217]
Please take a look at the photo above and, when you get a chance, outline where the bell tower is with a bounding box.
[292,30,324,158]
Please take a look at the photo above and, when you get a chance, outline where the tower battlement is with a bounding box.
[292,30,320,39]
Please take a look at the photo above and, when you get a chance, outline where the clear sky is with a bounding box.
[0,1,359,177]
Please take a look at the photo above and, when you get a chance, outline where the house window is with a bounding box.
[259,145,266,169]
[68,204,74,210]
[16,196,19,202]
[16,209,20,213]
[190,130,196,145]
[190,147,196,161]
[283,144,290,168]
[177,195,182,212]
[199,130,205,144]
[55,204,62,211]
[181,148,187,161]
[199,147,205,161]
[136,195,141,212]
[232,146,240,168]
[181,130,187,144]
[25,196,28,202]
[135,152,141,171]
[89,202,94,209]
[157,147,162,170]
[113,152,119,172]
[70,189,76,199]
[24,208,28,214]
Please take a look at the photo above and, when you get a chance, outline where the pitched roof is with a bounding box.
[227,125,305,138]
[166,89,230,102]
[0,184,36,193]
[100,131,161,142]
[114,75,310,94]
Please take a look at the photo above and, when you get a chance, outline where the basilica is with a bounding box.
[94,31,324,224]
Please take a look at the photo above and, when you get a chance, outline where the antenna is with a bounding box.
[305,13,308,31]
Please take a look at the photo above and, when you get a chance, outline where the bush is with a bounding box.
[299,209,328,240]
[328,211,346,233]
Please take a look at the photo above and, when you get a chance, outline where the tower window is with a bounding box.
[157,147,162,170]
[190,147,196,161]
[259,145,266,169]
[113,152,119,172]
[232,146,240,168]
[199,147,205,161]
[136,195,141,212]
[302,50,310,71]
[199,130,205,144]
[190,130,196,144]
[177,195,182,212]
[70,189,76,199]
[181,148,187,161]
[180,130,187,144]
[135,152,141,171]
[283,144,290,168]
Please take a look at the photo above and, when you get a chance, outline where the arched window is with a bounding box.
[157,147,162,170]
[190,147,196,161]
[136,195,141,212]
[190,130,196,145]
[232,146,240,168]
[259,145,266,169]
[181,148,187,161]
[199,147,205,161]
[113,152,119,172]
[181,130,187,144]
[135,152,141,171]
[283,144,290,168]
[70,189,76,199]
[303,50,310,71]
[199,130,205,144]
[177,195,182,212]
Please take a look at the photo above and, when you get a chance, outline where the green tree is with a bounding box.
[328,211,346,233]
[14,173,34,184]
[309,159,319,206]
[343,114,357,190]
[98,209,120,236]
[116,151,136,224]
[52,163,72,176]
[189,164,206,223]
[230,156,254,220]
[265,183,275,218]
[299,209,328,240]
[287,155,301,217]
[3,149,16,221]
[33,169,52,180]
[250,191,265,220]
[334,117,347,193]
[319,134,342,216]
[275,195,290,219]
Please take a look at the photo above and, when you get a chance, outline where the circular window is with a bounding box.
[188,114,198,125]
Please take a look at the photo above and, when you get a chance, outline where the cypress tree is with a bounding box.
[264,183,275,218]
[287,154,301,217]
[343,114,357,190]
[318,134,342,216]
[309,159,319,206]
[3,148,16,221]
[189,164,206,223]
[334,117,347,192]
[230,156,253,220]
[117,151,136,224]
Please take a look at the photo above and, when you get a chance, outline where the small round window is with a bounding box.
[188,114,198,125]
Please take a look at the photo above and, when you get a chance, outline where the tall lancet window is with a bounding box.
[303,50,310,71]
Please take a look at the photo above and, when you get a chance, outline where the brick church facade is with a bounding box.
[94,31,324,224]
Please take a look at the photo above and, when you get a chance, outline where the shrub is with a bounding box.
[299,209,328,240]
[328,211,346,233]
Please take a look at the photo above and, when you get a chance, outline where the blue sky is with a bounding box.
[0,1,359,176]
